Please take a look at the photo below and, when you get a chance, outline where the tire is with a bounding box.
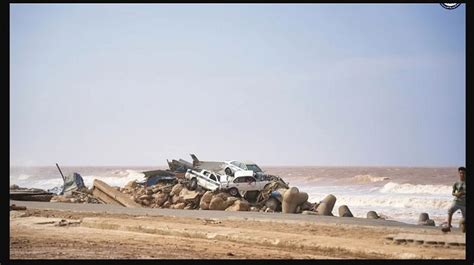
[228,188,239,197]
[189,178,198,191]
[225,167,233,176]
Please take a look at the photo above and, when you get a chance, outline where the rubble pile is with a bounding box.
[50,188,102,204]
[118,180,257,211]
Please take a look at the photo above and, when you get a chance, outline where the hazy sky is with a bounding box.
[10,4,465,167]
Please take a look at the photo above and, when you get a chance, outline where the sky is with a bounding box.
[10,4,466,167]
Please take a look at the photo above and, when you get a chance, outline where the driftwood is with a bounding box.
[92,179,141,208]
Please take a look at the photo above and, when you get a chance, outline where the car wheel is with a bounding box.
[189,178,197,191]
[225,167,233,176]
[228,188,239,197]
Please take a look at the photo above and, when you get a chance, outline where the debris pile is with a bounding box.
[50,188,102,204]
[10,155,396,221]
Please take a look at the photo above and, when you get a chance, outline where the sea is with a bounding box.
[9,165,463,226]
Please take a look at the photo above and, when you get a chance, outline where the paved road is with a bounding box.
[10,200,442,230]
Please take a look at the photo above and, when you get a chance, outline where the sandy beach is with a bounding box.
[10,200,465,259]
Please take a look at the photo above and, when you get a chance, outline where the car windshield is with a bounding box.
[246,164,263,173]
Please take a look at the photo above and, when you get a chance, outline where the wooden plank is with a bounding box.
[93,179,142,208]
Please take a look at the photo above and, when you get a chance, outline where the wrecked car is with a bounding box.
[223,160,264,176]
[221,173,272,197]
[184,169,223,191]
[140,169,177,187]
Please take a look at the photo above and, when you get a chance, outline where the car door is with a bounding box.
[207,174,220,191]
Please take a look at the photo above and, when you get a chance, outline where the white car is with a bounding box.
[220,171,271,197]
[185,169,225,191]
[223,160,264,177]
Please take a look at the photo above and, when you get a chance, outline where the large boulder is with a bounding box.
[199,191,214,210]
[225,197,240,208]
[172,202,186,209]
[209,196,227,210]
[171,194,183,204]
[225,200,250,211]
[170,184,184,196]
[153,192,169,207]
[181,189,200,202]
[282,187,308,213]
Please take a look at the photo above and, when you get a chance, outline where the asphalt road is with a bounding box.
[9,200,445,230]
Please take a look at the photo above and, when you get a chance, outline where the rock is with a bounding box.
[250,206,260,212]
[173,202,186,209]
[367,211,380,219]
[214,192,229,201]
[141,199,151,206]
[10,184,20,190]
[170,184,184,196]
[139,194,152,201]
[209,196,227,211]
[181,189,200,202]
[225,197,240,208]
[225,200,250,211]
[153,192,169,207]
[315,194,336,216]
[265,197,281,212]
[184,204,193,210]
[162,201,171,208]
[338,205,354,217]
[125,181,137,189]
[146,188,153,195]
[171,195,183,204]
[302,210,318,215]
[282,187,309,214]
[199,191,214,210]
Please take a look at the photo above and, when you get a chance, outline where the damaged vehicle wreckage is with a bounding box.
[10,154,354,217]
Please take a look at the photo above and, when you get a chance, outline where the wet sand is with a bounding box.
[10,200,465,259]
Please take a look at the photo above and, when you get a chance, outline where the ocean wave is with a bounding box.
[18,174,31,180]
[351,174,390,183]
[379,182,452,195]
[10,169,146,191]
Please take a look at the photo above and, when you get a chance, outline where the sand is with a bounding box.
[9,201,465,259]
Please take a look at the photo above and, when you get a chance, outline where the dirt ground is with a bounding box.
[9,208,465,259]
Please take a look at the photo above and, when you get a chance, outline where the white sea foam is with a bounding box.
[18,174,31,180]
[351,174,390,183]
[379,182,452,195]
[80,170,146,188]
[10,169,146,191]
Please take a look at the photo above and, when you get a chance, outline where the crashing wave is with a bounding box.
[351,174,390,183]
[379,182,452,195]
